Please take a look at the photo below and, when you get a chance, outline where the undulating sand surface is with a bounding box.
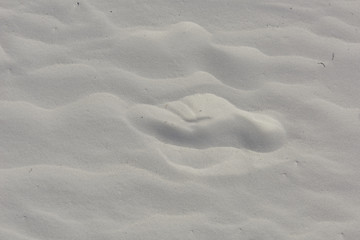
[1,1,360,239]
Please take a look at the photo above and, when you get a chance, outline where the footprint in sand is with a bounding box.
[127,94,286,152]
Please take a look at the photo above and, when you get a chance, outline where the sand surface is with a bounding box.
[1,1,360,239]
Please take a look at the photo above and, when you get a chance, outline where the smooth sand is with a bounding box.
[1,1,360,239]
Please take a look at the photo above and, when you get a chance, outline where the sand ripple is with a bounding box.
[1,1,360,239]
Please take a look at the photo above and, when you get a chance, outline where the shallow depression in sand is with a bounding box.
[127,93,286,152]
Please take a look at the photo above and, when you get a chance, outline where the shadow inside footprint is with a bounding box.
[127,94,286,152]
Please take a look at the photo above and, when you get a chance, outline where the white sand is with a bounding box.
[1,0,360,239]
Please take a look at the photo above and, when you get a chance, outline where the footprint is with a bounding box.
[127,94,286,152]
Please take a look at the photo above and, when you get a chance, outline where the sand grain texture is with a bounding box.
[1,0,360,239]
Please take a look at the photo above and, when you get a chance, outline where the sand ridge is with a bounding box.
[1,0,360,239]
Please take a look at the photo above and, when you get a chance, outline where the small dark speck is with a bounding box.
[77,2,80,6]
[110,10,112,13]
[141,116,143,119]
[290,7,293,10]
[318,62,326,67]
